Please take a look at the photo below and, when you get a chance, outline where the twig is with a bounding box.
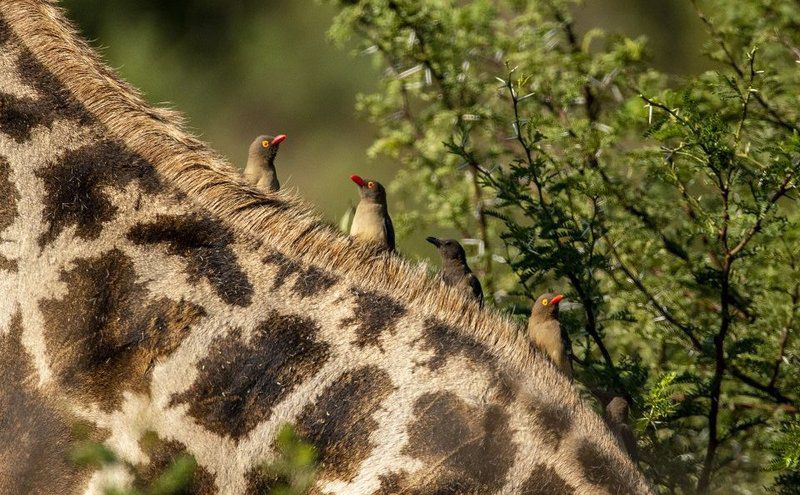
[689,0,800,133]
[605,236,704,351]
[769,283,799,389]
[729,366,795,405]
[729,174,796,257]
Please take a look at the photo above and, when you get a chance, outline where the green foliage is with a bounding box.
[70,438,197,495]
[70,425,318,495]
[329,0,800,493]
[770,417,800,471]
[771,417,800,494]
[255,424,318,495]
[144,457,197,495]
[640,371,681,431]
[62,0,380,224]
[70,440,119,468]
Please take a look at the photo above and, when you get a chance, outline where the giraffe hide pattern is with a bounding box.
[0,1,653,494]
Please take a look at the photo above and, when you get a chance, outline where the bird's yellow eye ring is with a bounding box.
[542,298,549,306]
[367,181,375,189]
[261,140,270,148]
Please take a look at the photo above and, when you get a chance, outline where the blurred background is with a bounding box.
[60,0,709,253]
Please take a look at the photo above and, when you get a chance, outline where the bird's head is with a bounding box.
[250,134,286,163]
[606,396,630,422]
[426,237,467,264]
[531,292,564,319]
[350,175,387,204]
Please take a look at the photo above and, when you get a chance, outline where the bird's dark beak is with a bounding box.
[350,175,366,187]
[550,294,565,305]
[271,134,287,146]
[426,236,441,247]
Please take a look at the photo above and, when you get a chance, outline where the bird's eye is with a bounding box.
[367,181,375,189]
[542,299,549,306]
[261,140,270,148]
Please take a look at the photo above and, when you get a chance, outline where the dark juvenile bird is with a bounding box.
[349,175,395,253]
[426,237,483,307]
[527,293,572,378]
[244,134,286,192]
[605,397,639,462]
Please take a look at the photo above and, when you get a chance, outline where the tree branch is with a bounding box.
[605,236,705,351]
[689,0,800,133]
[770,284,799,389]
[728,365,795,405]
[729,174,795,257]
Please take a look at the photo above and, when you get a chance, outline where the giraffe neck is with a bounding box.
[0,2,652,494]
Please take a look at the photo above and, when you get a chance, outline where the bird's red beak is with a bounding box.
[271,134,287,145]
[350,174,366,187]
[550,294,565,305]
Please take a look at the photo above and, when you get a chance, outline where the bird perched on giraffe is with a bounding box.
[244,134,286,192]
[426,236,483,307]
[349,175,395,253]
[0,2,655,492]
[605,396,639,462]
[527,293,573,378]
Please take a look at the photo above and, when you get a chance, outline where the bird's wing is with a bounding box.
[620,425,640,462]
[384,214,396,252]
[531,319,572,375]
[469,274,484,307]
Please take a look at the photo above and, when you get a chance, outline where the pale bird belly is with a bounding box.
[243,159,262,185]
[351,206,387,243]
[256,172,279,192]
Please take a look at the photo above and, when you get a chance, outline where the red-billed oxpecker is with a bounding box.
[527,293,572,379]
[426,237,484,307]
[605,397,640,462]
[349,175,395,253]
[244,134,287,192]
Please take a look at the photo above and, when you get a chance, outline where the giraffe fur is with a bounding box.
[0,2,652,494]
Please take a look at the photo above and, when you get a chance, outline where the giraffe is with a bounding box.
[0,1,653,494]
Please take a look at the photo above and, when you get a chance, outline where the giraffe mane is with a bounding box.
[2,0,554,398]
[0,2,659,493]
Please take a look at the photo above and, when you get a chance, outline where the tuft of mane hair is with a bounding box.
[3,0,539,384]
[0,1,653,493]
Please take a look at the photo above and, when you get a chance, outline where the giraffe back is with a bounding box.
[0,1,652,494]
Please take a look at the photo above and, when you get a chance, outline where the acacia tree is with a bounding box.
[329,0,800,493]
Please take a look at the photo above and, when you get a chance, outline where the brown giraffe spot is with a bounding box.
[244,464,287,495]
[402,391,517,493]
[530,402,573,449]
[0,92,55,144]
[293,265,338,298]
[262,251,302,290]
[374,471,410,494]
[37,139,161,246]
[374,471,471,495]
[262,251,339,298]
[128,213,253,307]
[577,439,638,495]
[0,17,10,46]
[520,463,575,494]
[0,312,97,494]
[0,155,18,234]
[415,318,495,371]
[0,255,16,272]
[0,48,92,143]
[173,312,330,440]
[295,366,394,482]
[40,249,206,410]
[343,288,407,350]
[135,432,216,495]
